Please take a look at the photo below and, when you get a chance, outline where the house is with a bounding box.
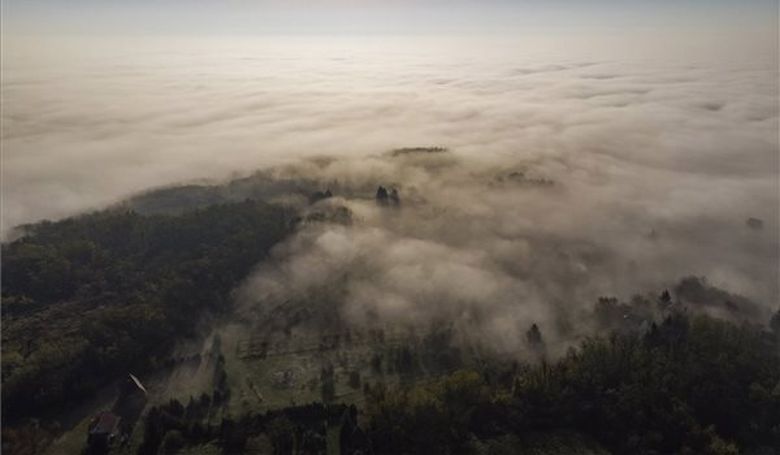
[86,411,121,454]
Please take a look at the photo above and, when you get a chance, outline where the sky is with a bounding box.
[3,0,778,36]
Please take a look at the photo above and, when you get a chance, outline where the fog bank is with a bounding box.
[2,35,777,236]
[2,34,778,341]
[232,146,778,355]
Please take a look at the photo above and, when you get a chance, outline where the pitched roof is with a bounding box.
[90,412,120,435]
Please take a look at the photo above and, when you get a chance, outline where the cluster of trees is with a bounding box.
[363,326,463,380]
[375,186,400,206]
[130,303,779,454]
[138,399,367,454]
[10,281,773,454]
[1,201,294,428]
[363,311,780,454]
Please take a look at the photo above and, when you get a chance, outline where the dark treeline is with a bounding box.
[137,400,368,455]
[364,311,780,454]
[1,200,295,426]
[126,310,779,455]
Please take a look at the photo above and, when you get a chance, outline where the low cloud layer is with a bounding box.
[234,144,778,355]
[3,35,778,350]
[3,35,777,232]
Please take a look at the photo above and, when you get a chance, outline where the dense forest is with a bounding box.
[1,200,295,427]
[68,310,780,455]
[1,186,779,455]
[364,312,780,454]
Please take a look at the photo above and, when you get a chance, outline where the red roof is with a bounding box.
[90,411,120,435]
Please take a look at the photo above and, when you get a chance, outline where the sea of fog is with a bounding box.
[1,34,778,308]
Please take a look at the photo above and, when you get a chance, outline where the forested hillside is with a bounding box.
[1,184,779,455]
[364,312,780,454]
[1,200,295,426]
[116,311,780,455]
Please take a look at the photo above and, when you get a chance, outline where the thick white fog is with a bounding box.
[231,142,777,354]
[2,33,778,330]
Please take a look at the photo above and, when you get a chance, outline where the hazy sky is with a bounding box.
[3,0,778,36]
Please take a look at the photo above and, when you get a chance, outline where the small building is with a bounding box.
[87,411,121,454]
